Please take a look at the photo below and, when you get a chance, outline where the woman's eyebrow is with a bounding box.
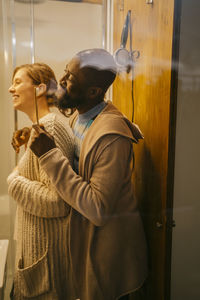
[13,77,21,82]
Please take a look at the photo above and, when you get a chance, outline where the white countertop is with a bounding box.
[0,240,9,289]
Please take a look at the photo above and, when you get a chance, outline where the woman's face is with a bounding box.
[9,68,35,113]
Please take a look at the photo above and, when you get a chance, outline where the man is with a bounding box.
[15,49,148,300]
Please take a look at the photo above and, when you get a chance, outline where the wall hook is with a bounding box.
[118,0,124,11]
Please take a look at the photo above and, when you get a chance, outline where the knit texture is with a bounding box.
[7,112,75,300]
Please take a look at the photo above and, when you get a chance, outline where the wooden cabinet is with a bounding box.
[112,1,181,299]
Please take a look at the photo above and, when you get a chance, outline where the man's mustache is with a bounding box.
[55,84,68,99]
[47,84,69,107]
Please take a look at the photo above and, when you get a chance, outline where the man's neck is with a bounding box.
[77,100,103,114]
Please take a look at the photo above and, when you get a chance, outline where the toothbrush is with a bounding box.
[34,87,39,125]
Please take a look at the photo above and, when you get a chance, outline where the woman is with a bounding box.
[7,63,75,299]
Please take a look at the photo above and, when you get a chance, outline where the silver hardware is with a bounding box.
[172,220,176,227]
[146,0,153,4]
[156,222,163,229]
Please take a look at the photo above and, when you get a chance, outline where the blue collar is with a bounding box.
[78,101,107,123]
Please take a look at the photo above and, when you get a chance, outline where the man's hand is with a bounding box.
[30,124,56,158]
[12,127,31,153]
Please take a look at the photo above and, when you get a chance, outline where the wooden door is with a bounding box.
[112,0,181,299]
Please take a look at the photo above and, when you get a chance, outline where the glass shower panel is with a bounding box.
[0,0,105,297]
[0,1,39,297]
[34,0,103,79]
[10,0,38,139]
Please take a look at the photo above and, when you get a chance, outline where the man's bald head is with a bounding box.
[74,48,117,93]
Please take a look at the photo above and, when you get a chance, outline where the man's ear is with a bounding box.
[87,87,103,99]
[36,83,47,97]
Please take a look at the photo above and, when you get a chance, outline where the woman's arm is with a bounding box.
[7,114,74,218]
[7,168,70,218]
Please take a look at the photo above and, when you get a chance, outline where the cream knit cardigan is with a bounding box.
[7,112,74,300]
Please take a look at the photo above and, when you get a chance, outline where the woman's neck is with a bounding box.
[29,107,50,123]
[27,98,51,123]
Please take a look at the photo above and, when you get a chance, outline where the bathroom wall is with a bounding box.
[9,0,103,131]
[0,0,103,297]
[0,1,16,297]
[112,1,176,299]
[112,0,200,299]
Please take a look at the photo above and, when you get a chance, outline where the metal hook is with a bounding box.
[131,50,140,60]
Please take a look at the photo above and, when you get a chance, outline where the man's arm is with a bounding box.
[36,134,133,226]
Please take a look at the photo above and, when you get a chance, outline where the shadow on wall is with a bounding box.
[133,142,163,299]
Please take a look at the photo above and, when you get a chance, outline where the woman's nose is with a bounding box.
[8,85,14,93]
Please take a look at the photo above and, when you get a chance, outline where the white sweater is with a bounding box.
[7,112,75,300]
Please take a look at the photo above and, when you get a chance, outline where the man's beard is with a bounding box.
[55,85,84,110]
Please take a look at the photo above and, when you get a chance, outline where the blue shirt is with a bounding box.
[73,101,107,174]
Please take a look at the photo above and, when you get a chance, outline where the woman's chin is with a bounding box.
[13,104,23,112]
[13,104,20,110]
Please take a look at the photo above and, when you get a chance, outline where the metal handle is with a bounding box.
[156,220,176,229]
[172,220,176,227]
[156,222,163,229]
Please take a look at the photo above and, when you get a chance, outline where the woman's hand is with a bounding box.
[11,127,31,153]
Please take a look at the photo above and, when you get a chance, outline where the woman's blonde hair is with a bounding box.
[13,63,57,106]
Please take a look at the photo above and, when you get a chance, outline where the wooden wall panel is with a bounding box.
[113,1,177,299]
[82,0,102,4]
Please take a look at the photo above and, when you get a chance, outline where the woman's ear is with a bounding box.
[87,87,103,99]
[36,83,47,97]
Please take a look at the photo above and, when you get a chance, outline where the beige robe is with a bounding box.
[40,102,148,300]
